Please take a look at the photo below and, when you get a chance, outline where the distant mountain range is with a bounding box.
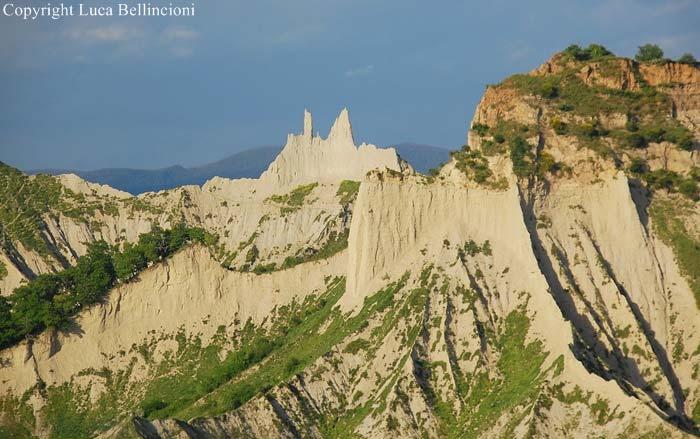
[29,143,451,195]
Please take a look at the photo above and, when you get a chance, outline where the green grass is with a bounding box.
[281,229,349,269]
[41,363,135,439]
[336,180,361,204]
[0,163,132,258]
[414,304,551,439]
[0,392,36,439]
[450,147,507,189]
[176,275,410,420]
[268,182,319,210]
[649,198,700,308]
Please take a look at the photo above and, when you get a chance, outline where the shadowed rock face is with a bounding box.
[1,56,700,439]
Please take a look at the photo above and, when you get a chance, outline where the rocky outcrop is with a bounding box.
[1,58,700,438]
[258,109,412,190]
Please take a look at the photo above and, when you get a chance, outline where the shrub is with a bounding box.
[509,137,534,178]
[563,43,613,61]
[678,53,697,64]
[564,44,587,60]
[142,399,168,418]
[629,158,647,174]
[587,44,613,59]
[644,169,680,191]
[640,126,665,143]
[678,136,694,151]
[627,133,647,149]
[284,357,301,374]
[537,80,559,98]
[578,122,605,138]
[679,180,699,200]
[558,103,574,112]
[452,148,493,183]
[635,44,664,62]
[551,118,568,135]
[536,152,561,177]
[245,245,259,264]
[471,123,490,136]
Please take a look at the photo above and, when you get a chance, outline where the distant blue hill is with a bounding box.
[29,143,451,195]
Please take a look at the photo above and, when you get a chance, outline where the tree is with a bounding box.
[563,43,613,61]
[139,225,170,262]
[635,44,664,62]
[167,222,190,251]
[71,241,115,305]
[10,275,61,334]
[0,296,19,348]
[114,243,147,282]
[678,53,697,64]
[586,44,612,59]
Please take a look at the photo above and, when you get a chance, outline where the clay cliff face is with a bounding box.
[1,55,700,439]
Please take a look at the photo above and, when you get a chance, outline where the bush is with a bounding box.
[629,158,647,174]
[679,180,699,200]
[678,53,697,64]
[245,245,259,264]
[471,123,490,136]
[284,357,301,374]
[563,43,613,61]
[627,133,647,149]
[587,44,613,59]
[640,126,665,143]
[564,44,587,60]
[141,399,168,418]
[537,80,559,98]
[635,44,664,62]
[678,136,694,151]
[509,137,534,178]
[558,103,574,112]
[452,148,493,183]
[579,122,605,138]
[551,118,568,135]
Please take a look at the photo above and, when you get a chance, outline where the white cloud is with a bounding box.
[64,24,145,43]
[345,64,374,78]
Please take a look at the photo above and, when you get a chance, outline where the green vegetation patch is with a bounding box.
[336,180,361,204]
[634,168,700,201]
[0,224,213,350]
[649,198,700,308]
[0,163,129,258]
[450,146,508,189]
[0,391,36,439]
[425,306,551,438]
[177,275,410,420]
[281,229,349,269]
[268,182,319,212]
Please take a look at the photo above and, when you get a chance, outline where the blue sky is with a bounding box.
[1,0,699,170]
